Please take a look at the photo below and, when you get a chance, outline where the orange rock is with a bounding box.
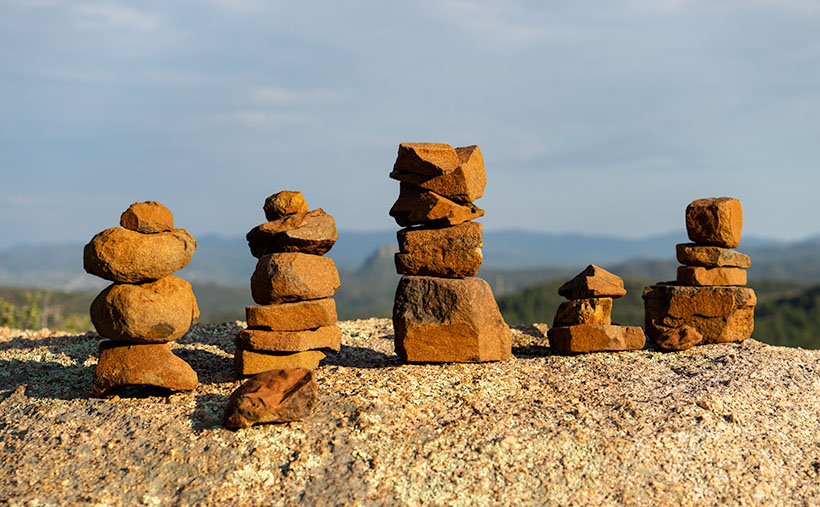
[653,324,702,351]
[393,142,459,176]
[263,191,308,221]
[234,348,326,376]
[547,324,645,353]
[250,253,340,305]
[558,265,627,300]
[393,276,512,363]
[235,326,341,353]
[389,145,486,203]
[389,183,484,227]
[246,298,337,331]
[246,209,337,257]
[676,243,751,268]
[677,266,747,286]
[92,341,198,396]
[90,276,199,343]
[224,368,317,429]
[119,201,174,233]
[685,197,743,248]
[83,227,196,283]
[553,297,612,327]
[395,222,483,278]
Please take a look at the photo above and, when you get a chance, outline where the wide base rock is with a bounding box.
[224,368,317,429]
[93,341,198,396]
[547,324,645,353]
[245,299,337,331]
[235,326,341,353]
[234,348,326,376]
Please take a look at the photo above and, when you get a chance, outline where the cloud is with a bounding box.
[250,86,340,106]
[430,0,569,44]
[73,2,159,31]
[212,111,311,128]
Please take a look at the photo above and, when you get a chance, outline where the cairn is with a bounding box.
[643,197,756,351]
[236,191,341,376]
[547,265,645,353]
[389,142,512,363]
[84,201,199,396]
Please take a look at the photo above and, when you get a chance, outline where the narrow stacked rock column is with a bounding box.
[547,265,645,353]
[84,201,199,396]
[236,191,341,376]
[643,197,757,351]
[389,142,512,363]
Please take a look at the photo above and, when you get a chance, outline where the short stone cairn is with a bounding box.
[389,142,512,363]
[547,265,645,353]
[84,201,199,396]
[236,191,341,375]
[643,197,756,351]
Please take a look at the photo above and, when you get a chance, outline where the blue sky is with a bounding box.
[1,0,819,250]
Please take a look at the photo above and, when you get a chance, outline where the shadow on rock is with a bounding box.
[0,358,95,401]
[190,393,230,432]
[0,332,99,362]
[173,348,236,385]
[322,345,401,369]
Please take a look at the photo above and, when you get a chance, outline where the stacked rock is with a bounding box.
[643,197,756,351]
[84,201,199,396]
[547,265,645,353]
[237,191,341,376]
[389,142,512,363]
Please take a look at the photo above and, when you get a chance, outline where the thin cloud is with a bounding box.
[250,86,340,106]
[73,3,160,31]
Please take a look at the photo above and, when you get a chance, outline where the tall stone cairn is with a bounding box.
[237,191,341,376]
[389,142,512,362]
[84,201,199,396]
[643,197,756,351]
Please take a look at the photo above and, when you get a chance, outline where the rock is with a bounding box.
[246,299,337,331]
[389,145,486,203]
[547,324,645,353]
[653,324,703,351]
[393,142,459,176]
[119,201,174,233]
[395,222,483,278]
[263,191,309,221]
[558,265,627,300]
[224,368,317,429]
[234,348,326,376]
[642,284,756,344]
[389,183,485,227]
[250,253,340,305]
[685,197,743,248]
[393,276,512,363]
[676,243,751,268]
[92,341,198,396]
[235,326,341,353]
[83,227,196,283]
[553,297,612,327]
[90,276,199,343]
[246,209,338,258]
[677,266,747,286]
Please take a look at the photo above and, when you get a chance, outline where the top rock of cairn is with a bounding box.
[120,201,174,234]
[557,264,627,300]
[685,197,742,248]
[393,143,460,177]
[264,191,309,221]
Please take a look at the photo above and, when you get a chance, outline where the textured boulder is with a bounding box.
[119,201,174,234]
[652,324,703,351]
[263,191,308,221]
[547,324,645,354]
[685,197,743,248]
[246,209,338,258]
[558,265,627,300]
[90,276,199,343]
[393,276,511,363]
[389,145,486,203]
[676,243,751,268]
[250,253,340,305]
[92,341,198,396]
[553,297,612,327]
[234,348,326,376]
[393,142,459,176]
[389,183,484,227]
[677,266,747,286]
[246,299,337,331]
[395,222,483,278]
[83,227,196,283]
[235,326,341,353]
[224,369,317,429]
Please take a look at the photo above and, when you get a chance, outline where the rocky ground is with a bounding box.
[1,320,819,505]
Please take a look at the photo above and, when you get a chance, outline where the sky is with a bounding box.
[1,0,819,250]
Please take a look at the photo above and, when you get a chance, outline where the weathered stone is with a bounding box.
[92,341,198,396]
[246,209,338,258]
[558,265,627,300]
[389,145,486,203]
[677,266,747,286]
[83,227,196,283]
[90,276,199,343]
[234,348,326,376]
[395,222,483,278]
[653,324,703,351]
[224,368,317,429]
[389,183,484,227]
[393,276,512,363]
[236,326,341,353]
[676,243,751,268]
[547,324,645,353]
[119,201,174,233]
[686,197,743,248]
[642,284,756,345]
[553,297,612,327]
[263,191,308,221]
[246,299,337,331]
[393,142,459,176]
[250,253,340,305]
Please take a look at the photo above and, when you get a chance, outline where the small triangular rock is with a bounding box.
[224,368,317,429]
[558,265,627,300]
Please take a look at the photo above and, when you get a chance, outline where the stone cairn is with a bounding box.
[84,201,199,396]
[643,197,756,351]
[389,142,512,362]
[547,265,646,353]
[236,191,341,376]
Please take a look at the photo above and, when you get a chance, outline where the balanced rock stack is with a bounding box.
[237,191,341,376]
[643,197,756,351]
[389,142,512,363]
[84,201,199,396]
[547,265,645,353]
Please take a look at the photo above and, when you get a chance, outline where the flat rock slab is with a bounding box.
[553,297,612,327]
[676,243,751,268]
[246,299,337,331]
[389,183,484,228]
[558,264,627,300]
[234,348,326,376]
[395,222,483,278]
[120,201,174,233]
[93,341,198,396]
[393,142,459,176]
[224,368,317,429]
[390,145,486,203]
[677,266,747,286]
[246,209,337,258]
[547,324,645,353]
[264,191,308,221]
[686,197,743,248]
[250,253,340,305]
[235,326,341,353]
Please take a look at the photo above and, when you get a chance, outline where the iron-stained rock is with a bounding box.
[653,324,703,351]
[558,265,627,300]
[553,297,613,327]
[389,145,486,202]
[677,266,747,286]
[119,201,174,234]
[245,299,337,331]
[547,324,645,353]
[395,222,483,278]
[393,142,459,176]
[92,341,198,396]
[263,191,308,221]
[389,183,484,227]
[234,348,326,376]
[250,253,340,305]
[235,326,341,353]
[676,243,751,268]
[685,197,743,248]
[246,209,338,257]
[224,368,317,429]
